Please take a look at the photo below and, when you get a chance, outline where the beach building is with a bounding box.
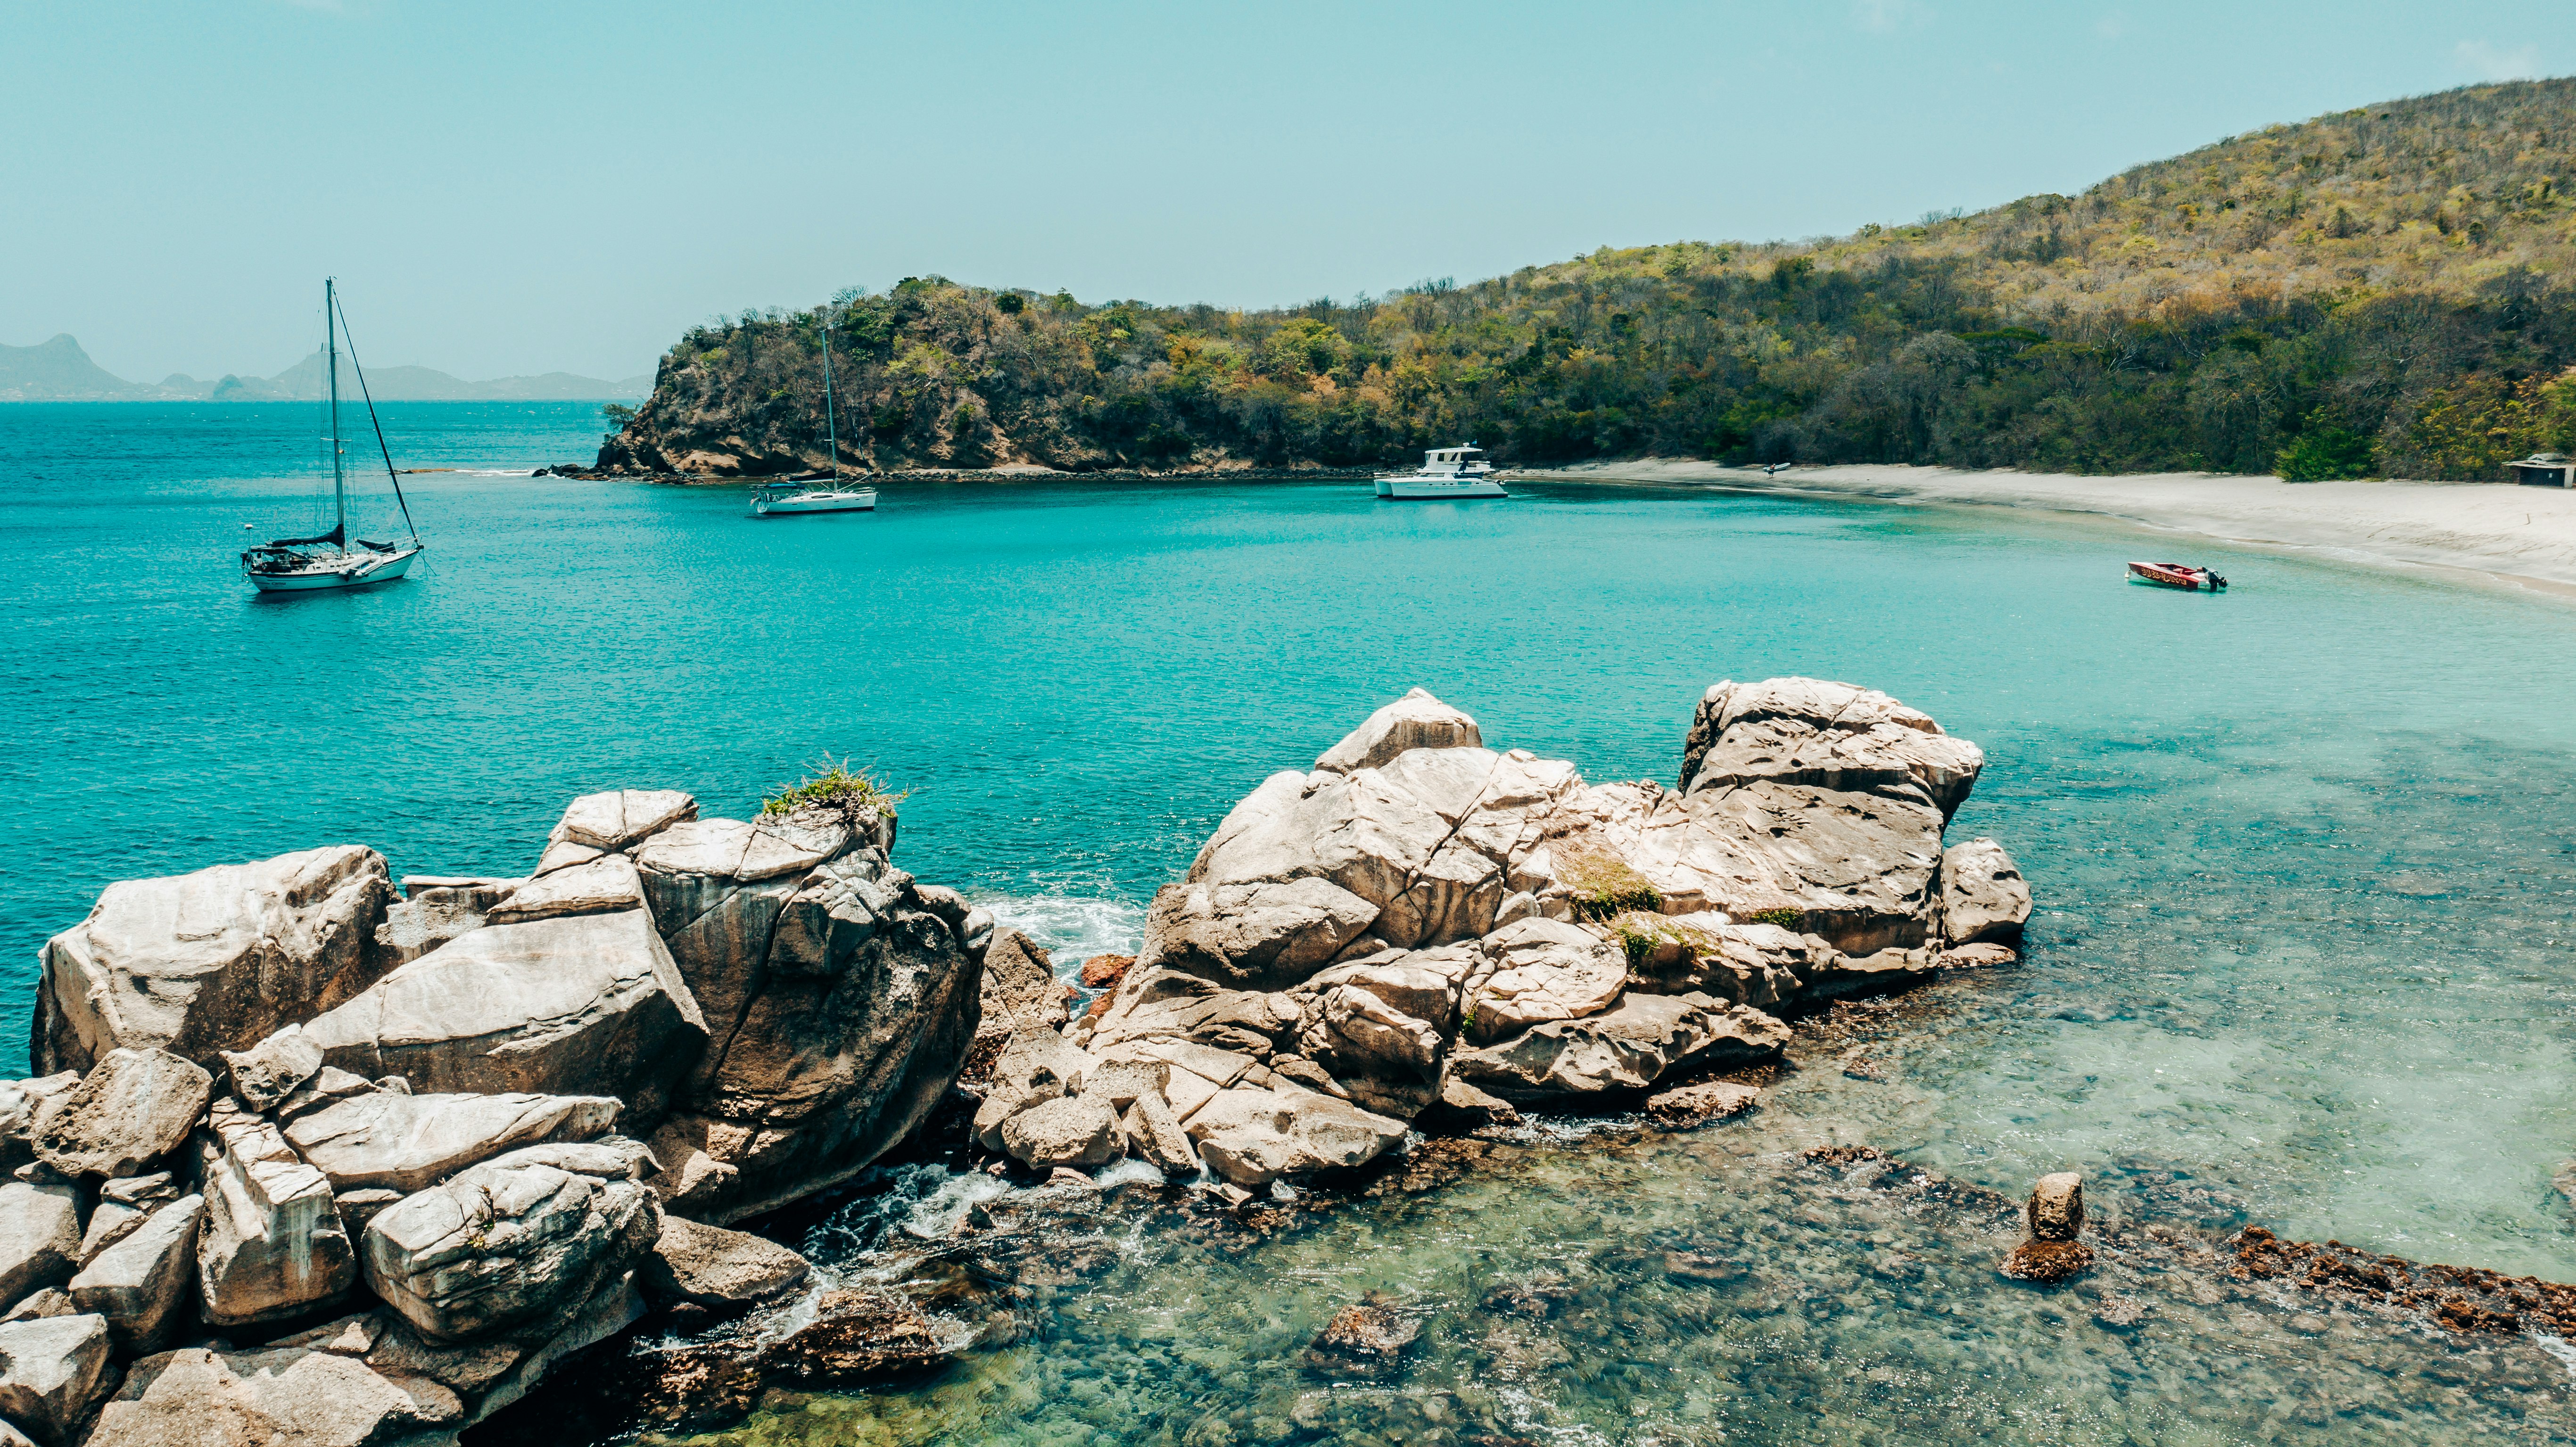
[2510,453,2576,487]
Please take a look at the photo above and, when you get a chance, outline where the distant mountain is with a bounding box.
[0,334,649,402]
[0,335,162,400]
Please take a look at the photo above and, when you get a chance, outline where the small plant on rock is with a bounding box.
[1561,848,1663,922]
[1744,907,1805,929]
[761,756,908,824]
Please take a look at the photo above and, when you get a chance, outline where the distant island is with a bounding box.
[596,78,2576,485]
[0,333,650,403]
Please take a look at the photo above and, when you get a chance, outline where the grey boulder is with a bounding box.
[362,1139,660,1342]
[282,1090,621,1194]
[297,908,707,1122]
[372,879,511,970]
[974,929,1070,1054]
[1941,837,2032,945]
[485,853,645,926]
[196,1101,355,1328]
[1678,677,1986,822]
[31,1048,211,1180]
[0,1184,80,1311]
[69,1193,203,1356]
[35,845,393,1076]
[1119,1090,1201,1176]
[0,1313,112,1447]
[1461,917,1624,1042]
[217,1025,322,1112]
[1184,1086,1407,1188]
[0,1078,78,1173]
[638,1215,810,1310]
[999,1096,1120,1171]
[1313,687,1483,773]
[1450,992,1790,1099]
[84,1342,463,1447]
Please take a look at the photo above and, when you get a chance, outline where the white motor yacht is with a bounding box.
[1374,445,1508,500]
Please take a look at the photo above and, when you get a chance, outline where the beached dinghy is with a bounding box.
[240,280,423,593]
[2129,560,2228,591]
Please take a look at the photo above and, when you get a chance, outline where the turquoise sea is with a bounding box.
[7,402,2576,1444]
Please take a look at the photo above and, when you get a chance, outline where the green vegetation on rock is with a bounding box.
[760,758,906,823]
[604,80,2576,483]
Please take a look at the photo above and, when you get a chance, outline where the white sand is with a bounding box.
[1517,460,2576,597]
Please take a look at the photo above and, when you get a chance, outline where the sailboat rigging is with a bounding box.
[751,313,878,515]
[239,279,425,592]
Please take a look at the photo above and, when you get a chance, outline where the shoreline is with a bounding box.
[1510,459,2576,600]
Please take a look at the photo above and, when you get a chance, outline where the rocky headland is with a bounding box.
[0,677,2034,1446]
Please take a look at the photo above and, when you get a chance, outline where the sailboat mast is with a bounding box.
[821,317,839,481]
[326,278,345,551]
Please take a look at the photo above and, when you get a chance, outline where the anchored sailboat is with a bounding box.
[751,315,877,515]
[240,280,424,592]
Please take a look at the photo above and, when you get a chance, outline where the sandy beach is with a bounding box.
[1519,460,2576,597]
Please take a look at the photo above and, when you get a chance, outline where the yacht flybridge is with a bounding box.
[240,280,424,592]
[751,316,877,515]
[1374,445,1508,500]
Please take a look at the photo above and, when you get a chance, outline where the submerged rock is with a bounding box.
[1644,1078,1762,1127]
[638,1214,809,1313]
[759,1290,953,1384]
[35,846,394,1076]
[1302,1291,1421,1379]
[2001,1172,2095,1283]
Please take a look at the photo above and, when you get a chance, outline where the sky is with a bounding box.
[3,0,2567,383]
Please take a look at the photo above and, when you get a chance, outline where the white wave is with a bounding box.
[974,890,1145,975]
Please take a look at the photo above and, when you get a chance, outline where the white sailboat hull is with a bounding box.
[752,488,878,515]
[245,547,422,592]
[1375,477,1509,500]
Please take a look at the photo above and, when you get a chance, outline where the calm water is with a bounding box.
[7,403,2576,1443]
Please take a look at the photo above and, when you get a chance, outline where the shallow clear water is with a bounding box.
[6,403,2576,1442]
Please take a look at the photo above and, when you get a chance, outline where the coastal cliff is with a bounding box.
[598,79,2576,484]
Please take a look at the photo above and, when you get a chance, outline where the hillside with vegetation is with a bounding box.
[602,78,2576,482]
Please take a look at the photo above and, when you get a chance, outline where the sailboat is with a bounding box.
[239,280,424,592]
[751,316,877,515]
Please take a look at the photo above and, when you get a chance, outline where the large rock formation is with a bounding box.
[295,908,706,1121]
[35,847,394,1077]
[638,807,983,1225]
[1074,679,2031,1180]
[361,1139,659,1343]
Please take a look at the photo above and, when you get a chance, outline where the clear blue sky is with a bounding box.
[3,0,2565,382]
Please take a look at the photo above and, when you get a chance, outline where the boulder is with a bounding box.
[638,1215,809,1311]
[485,854,645,925]
[553,789,698,852]
[2028,1171,2085,1241]
[1644,1080,1762,1127]
[1293,981,1446,1119]
[1184,1086,1407,1188]
[83,1343,462,1447]
[1414,1074,1520,1134]
[1613,913,1825,1011]
[758,1290,953,1385]
[217,1025,322,1112]
[0,1186,79,1311]
[1939,941,2018,969]
[1678,677,1985,822]
[1139,877,1382,993]
[362,1139,660,1342]
[1302,1290,1420,1379]
[196,1101,356,1328]
[639,816,978,1225]
[282,1091,621,1194]
[1449,992,1789,1100]
[1000,1097,1120,1171]
[372,880,511,970]
[68,1193,203,1356]
[77,1175,177,1267]
[1631,777,1948,955]
[0,1080,78,1173]
[273,1068,380,1123]
[31,1049,210,1181]
[1461,917,1624,1042]
[297,908,706,1122]
[0,1292,70,1325]
[1940,837,2031,945]
[0,1314,111,1447]
[35,845,394,1076]
[1313,688,1483,773]
[1078,954,1134,989]
[1120,1092,1201,1176]
[1079,1059,1169,1110]
[974,929,1069,1052]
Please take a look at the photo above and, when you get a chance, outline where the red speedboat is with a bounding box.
[2129,561,2228,591]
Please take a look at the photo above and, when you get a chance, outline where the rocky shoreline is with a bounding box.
[0,677,2035,1445]
[535,463,1385,485]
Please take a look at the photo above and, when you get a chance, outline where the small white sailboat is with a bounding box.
[751,317,877,516]
[1374,445,1508,500]
[240,280,423,592]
